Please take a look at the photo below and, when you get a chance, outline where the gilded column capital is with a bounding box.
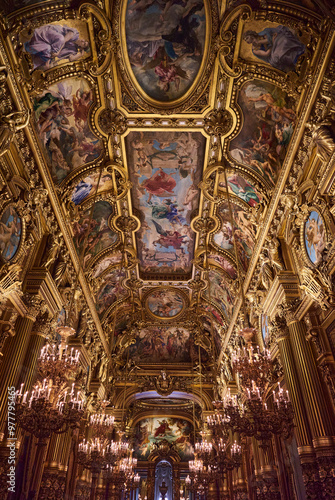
[23,294,46,322]
[277,298,302,325]
[32,313,57,340]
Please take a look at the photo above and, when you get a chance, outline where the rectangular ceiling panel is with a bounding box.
[125,131,206,279]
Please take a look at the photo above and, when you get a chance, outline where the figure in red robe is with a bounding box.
[140,168,176,202]
[154,419,171,437]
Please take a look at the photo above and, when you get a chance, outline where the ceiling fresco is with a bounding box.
[125,130,206,278]
[228,79,296,186]
[133,417,194,461]
[33,78,103,184]
[71,170,114,206]
[72,201,118,267]
[240,21,306,72]
[203,269,235,321]
[213,200,256,272]
[22,21,91,71]
[128,325,209,364]
[217,170,263,207]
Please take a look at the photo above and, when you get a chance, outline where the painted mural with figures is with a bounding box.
[128,326,208,364]
[0,206,21,261]
[71,170,114,205]
[126,131,205,276]
[208,253,237,279]
[133,417,194,461]
[125,0,206,102]
[229,79,296,186]
[213,201,256,271]
[204,270,234,321]
[217,170,262,207]
[72,201,118,266]
[147,288,185,318]
[34,78,103,184]
[22,21,91,71]
[241,21,305,73]
[199,303,224,352]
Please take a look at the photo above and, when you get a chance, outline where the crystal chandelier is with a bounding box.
[210,379,293,448]
[39,343,80,385]
[15,338,84,439]
[231,342,272,391]
[187,456,215,497]
[89,411,115,439]
[212,435,242,474]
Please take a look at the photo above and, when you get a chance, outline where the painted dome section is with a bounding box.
[125,0,206,103]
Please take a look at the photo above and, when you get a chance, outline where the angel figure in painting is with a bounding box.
[152,220,187,250]
[24,24,90,70]
[243,25,305,72]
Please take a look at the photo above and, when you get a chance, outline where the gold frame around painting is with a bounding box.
[143,286,189,321]
[300,206,329,267]
[115,0,219,112]
[0,202,25,265]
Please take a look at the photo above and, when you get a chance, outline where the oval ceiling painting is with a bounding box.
[147,288,185,318]
[125,0,207,103]
[304,210,326,264]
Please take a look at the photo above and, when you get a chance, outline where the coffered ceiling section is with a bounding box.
[2,0,327,348]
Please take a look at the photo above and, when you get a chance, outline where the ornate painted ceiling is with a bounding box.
[0,0,334,424]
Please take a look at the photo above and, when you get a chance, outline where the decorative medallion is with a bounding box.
[0,206,22,262]
[146,288,185,319]
[228,79,296,187]
[304,210,326,264]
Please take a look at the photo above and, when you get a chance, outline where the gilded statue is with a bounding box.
[307,121,335,161]
[0,109,31,157]
[259,238,283,290]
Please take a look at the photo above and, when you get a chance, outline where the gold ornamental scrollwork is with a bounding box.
[204,109,234,137]
[218,5,251,78]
